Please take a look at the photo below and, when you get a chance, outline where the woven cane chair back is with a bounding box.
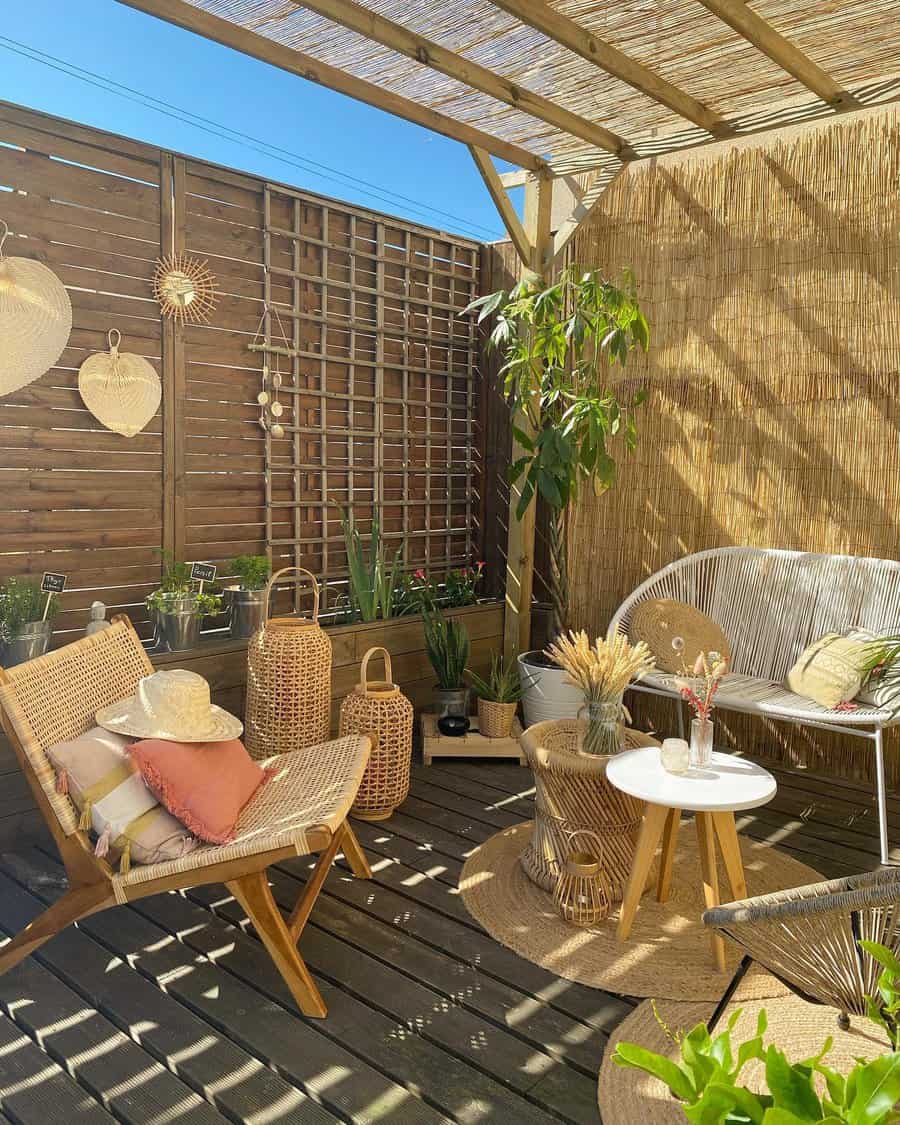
[610,548,900,684]
[0,619,153,835]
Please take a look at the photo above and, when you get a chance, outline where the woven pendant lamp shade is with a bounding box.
[78,330,161,437]
[339,647,413,821]
[0,224,72,396]
[245,567,332,760]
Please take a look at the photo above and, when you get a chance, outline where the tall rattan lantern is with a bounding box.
[339,647,413,821]
[245,567,331,759]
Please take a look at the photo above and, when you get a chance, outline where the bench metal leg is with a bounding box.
[875,726,890,866]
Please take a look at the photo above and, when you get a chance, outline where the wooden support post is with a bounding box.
[503,172,552,662]
[160,152,186,563]
[469,146,532,268]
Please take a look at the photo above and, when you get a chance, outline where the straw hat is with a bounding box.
[0,221,72,397]
[78,330,162,437]
[96,669,243,743]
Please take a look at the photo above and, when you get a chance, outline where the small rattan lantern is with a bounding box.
[553,831,613,928]
[340,646,413,821]
[245,567,331,759]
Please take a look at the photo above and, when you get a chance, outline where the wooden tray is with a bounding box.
[421,712,526,766]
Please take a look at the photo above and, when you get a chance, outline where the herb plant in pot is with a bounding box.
[226,555,270,639]
[467,652,522,739]
[147,552,222,651]
[468,265,649,726]
[423,609,471,732]
[0,578,59,667]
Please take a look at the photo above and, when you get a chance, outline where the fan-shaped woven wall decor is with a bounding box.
[78,330,162,438]
[0,220,72,397]
[153,251,217,324]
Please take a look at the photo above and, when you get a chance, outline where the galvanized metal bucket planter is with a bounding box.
[433,685,470,721]
[152,594,201,652]
[0,620,52,667]
[225,586,266,640]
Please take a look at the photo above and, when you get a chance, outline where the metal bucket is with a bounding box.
[433,685,471,720]
[226,586,266,639]
[153,594,201,652]
[0,620,52,667]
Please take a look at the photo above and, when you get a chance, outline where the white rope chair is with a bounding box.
[703,867,900,1031]
[0,616,373,1019]
[609,548,900,863]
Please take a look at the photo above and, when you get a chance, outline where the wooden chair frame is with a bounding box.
[0,616,372,1019]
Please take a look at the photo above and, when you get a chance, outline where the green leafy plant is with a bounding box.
[395,562,486,616]
[147,551,221,619]
[230,555,271,592]
[0,578,58,643]
[336,504,403,622]
[444,562,485,607]
[466,264,649,635]
[466,651,522,703]
[860,635,900,716]
[423,609,470,690]
[612,941,900,1124]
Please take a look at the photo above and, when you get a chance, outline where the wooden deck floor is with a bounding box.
[0,755,894,1125]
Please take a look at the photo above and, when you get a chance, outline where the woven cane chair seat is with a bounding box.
[704,867,900,1016]
[520,719,660,900]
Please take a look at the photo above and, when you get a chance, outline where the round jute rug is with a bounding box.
[598,994,891,1125]
[459,821,824,1001]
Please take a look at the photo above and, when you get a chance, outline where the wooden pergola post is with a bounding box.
[502,172,553,662]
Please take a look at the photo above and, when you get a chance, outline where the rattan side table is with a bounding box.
[519,719,660,900]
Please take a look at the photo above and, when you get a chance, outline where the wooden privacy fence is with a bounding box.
[0,100,486,642]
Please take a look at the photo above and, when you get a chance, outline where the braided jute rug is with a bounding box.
[598,994,890,1125]
[459,821,824,1001]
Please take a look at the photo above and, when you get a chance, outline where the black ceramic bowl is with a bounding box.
[437,715,470,737]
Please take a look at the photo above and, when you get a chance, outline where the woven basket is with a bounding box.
[244,567,331,760]
[477,698,518,739]
[340,647,413,821]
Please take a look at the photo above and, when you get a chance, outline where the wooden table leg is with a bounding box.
[656,808,681,903]
[695,812,727,972]
[617,802,669,942]
[711,811,747,900]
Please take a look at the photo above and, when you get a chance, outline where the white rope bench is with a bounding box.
[609,548,900,864]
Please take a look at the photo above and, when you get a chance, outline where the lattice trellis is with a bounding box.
[260,184,483,614]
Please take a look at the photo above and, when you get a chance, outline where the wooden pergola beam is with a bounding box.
[285,0,635,159]
[550,168,613,265]
[469,146,532,267]
[116,0,549,172]
[491,0,732,137]
[695,0,858,108]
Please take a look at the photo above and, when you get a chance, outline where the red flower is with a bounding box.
[413,568,426,580]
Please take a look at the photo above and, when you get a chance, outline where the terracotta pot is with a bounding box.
[477,698,518,739]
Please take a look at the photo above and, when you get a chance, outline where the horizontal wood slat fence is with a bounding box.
[0,100,485,640]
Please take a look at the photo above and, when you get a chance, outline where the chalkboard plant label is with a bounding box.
[190,562,217,584]
[41,572,68,594]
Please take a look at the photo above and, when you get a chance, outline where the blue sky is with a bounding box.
[1,0,521,242]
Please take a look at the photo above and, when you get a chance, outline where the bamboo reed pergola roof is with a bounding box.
[121,0,899,179]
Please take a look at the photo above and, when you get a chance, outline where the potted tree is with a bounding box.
[147,552,221,651]
[226,555,270,639]
[467,265,650,724]
[423,609,471,727]
[0,578,59,667]
[466,652,522,739]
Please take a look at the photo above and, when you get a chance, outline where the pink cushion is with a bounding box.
[129,738,271,844]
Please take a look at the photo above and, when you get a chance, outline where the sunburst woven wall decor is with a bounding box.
[153,252,217,324]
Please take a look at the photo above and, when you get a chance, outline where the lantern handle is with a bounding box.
[262,566,320,623]
[359,646,393,691]
[564,828,606,862]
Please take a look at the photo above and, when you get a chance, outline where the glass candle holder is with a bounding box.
[660,737,690,774]
[690,716,714,768]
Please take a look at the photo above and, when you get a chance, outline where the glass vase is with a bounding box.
[690,716,714,768]
[581,698,625,757]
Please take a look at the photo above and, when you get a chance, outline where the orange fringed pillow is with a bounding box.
[129,738,272,844]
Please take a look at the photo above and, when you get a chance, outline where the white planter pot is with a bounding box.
[517,651,584,728]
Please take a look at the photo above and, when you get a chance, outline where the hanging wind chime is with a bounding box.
[248,304,294,440]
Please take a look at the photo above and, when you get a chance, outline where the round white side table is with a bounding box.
[606,746,777,970]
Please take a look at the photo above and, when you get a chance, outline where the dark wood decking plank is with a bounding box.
[8,851,442,1125]
[411,765,537,820]
[140,887,594,1125]
[401,777,524,830]
[347,818,464,887]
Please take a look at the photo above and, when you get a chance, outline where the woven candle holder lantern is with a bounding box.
[340,646,413,821]
[245,567,331,759]
[553,831,613,928]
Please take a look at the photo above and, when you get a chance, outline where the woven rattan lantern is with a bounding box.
[553,831,613,928]
[78,330,161,437]
[339,647,413,821]
[245,567,331,759]
[0,220,72,397]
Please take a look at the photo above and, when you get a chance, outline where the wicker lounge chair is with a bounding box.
[609,548,900,863]
[0,616,373,1019]
[703,867,900,1030]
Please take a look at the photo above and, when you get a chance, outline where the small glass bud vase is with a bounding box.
[580,698,625,757]
[660,737,690,775]
[690,716,714,768]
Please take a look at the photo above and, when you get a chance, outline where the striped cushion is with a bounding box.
[47,726,196,866]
